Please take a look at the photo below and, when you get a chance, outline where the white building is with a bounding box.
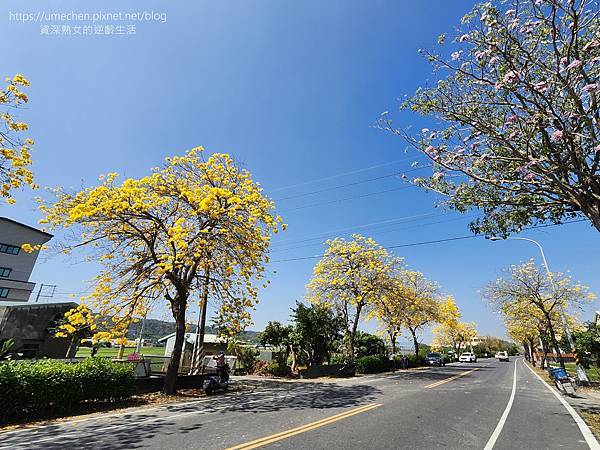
[0,217,52,303]
[157,332,228,357]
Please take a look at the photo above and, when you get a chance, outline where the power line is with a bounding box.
[278,184,415,213]
[270,156,425,193]
[271,211,441,247]
[273,165,431,201]
[270,214,476,253]
[268,219,588,263]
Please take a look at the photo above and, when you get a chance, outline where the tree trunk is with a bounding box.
[346,303,363,362]
[410,329,419,359]
[66,335,75,359]
[540,338,549,370]
[528,338,536,366]
[388,330,397,355]
[544,313,565,369]
[163,296,187,395]
[290,345,298,373]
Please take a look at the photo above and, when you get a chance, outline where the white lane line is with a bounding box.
[523,359,600,450]
[484,359,517,450]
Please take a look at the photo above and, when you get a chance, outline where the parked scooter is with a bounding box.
[549,367,577,396]
[203,363,230,395]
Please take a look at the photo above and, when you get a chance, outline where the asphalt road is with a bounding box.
[1,357,597,449]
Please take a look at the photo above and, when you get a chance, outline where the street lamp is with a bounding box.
[489,236,589,382]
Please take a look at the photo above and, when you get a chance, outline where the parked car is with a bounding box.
[424,352,445,367]
[496,351,509,362]
[459,352,477,363]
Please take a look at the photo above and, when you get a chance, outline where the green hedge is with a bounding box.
[0,358,135,422]
[356,355,390,374]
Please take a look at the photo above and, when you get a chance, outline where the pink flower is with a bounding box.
[551,130,564,142]
[560,57,568,66]
[524,173,536,182]
[425,146,439,156]
[595,144,600,153]
[503,71,519,83]
[583,40,600,51]
[583,83,598,93]
[432,172,444,181]
[533,81,548,93]
[506,115,518,124]
[490,56,500,65]
[566,60,582,70]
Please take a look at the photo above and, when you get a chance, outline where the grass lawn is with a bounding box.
[549,362,600,382]
[76,346,166,358]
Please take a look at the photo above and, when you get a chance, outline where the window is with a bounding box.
[0,243,20,255]
[0,287,9,298]
[0,268,11,278]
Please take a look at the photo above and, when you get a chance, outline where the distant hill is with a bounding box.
[127,318,260,344]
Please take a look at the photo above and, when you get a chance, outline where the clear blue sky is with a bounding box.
[2,0,599,345]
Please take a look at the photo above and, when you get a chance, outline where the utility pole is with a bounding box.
[34,283,56,303]
[135,309,148,354]
[191,271,210,375]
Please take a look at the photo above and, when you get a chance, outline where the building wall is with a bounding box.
[0,218,52,302]
[0,302,78,358]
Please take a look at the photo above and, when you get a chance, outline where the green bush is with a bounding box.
[406,354,424,368]
[267,360,292,377]
[355,355,390,374]
[0,357,135,422]
[235,346,259,374]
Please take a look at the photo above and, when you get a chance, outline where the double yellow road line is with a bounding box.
[424,368,478,389]
[226,403,382,450]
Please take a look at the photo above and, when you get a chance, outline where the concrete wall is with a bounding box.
[0,218,52,302]
[0,302,77,358]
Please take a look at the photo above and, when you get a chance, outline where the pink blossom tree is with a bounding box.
[379,0,600,236]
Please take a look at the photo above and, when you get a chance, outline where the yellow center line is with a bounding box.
[424,368,478,389]
[226,403,382,450]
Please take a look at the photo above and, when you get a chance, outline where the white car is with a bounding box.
[459,352,477,363]
[496,351,509,362]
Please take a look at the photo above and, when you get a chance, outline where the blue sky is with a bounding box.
[2,0,599,345]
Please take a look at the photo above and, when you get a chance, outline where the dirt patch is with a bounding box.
[581,412,600,439]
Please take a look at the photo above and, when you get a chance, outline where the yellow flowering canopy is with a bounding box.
[0,74,36,203]
[306,234,397,359]
[54,304,97,339]
[39,147,284,340]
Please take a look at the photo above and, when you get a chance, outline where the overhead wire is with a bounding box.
[270,156,426,193]
[268,219,588,263]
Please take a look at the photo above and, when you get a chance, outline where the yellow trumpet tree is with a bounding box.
[53,304,98,358]
[307,234,397,362]
[374,270,443,357]
[432,305,477,356]
[1,74,35,203]
[484,261,595,369]
[39,148,283,394]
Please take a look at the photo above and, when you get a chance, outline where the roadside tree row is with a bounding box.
[306,234,474,362]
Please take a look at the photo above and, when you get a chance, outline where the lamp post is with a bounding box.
[490,236,589,382]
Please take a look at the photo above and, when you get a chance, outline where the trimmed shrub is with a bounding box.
[406,354,424,368]
[355,355,390,374]
[267,360,292,377]
[0,358,135,422]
